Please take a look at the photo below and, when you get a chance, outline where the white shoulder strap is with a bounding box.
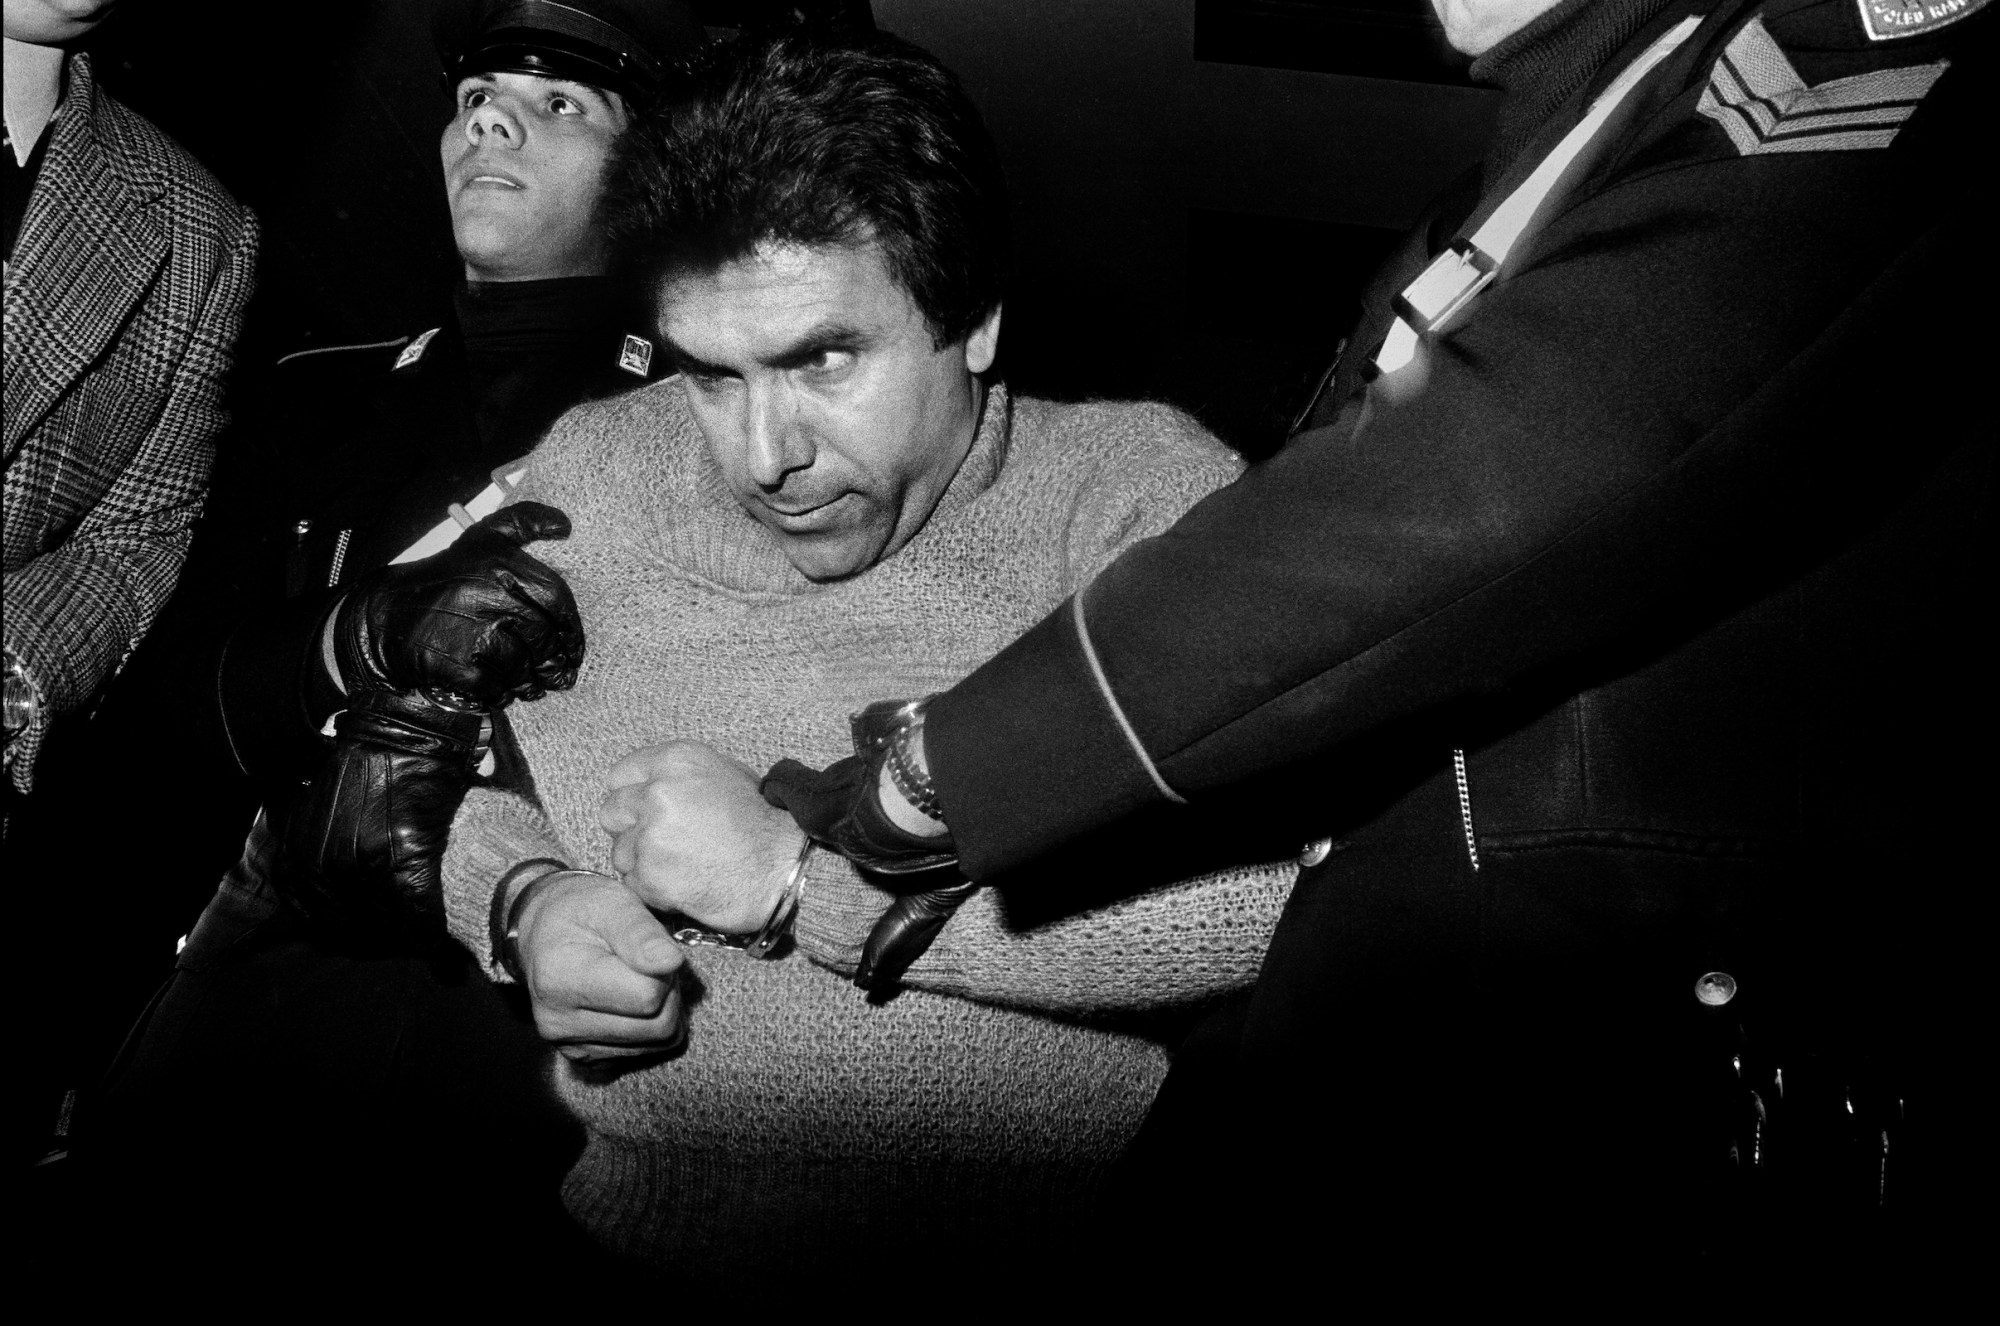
[1375,13,1706,374]
[389,461,531,565]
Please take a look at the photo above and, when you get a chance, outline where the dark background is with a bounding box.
[82,0,1499,458]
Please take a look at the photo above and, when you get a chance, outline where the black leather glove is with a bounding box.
[761,725,969,991]
[759,754,959,876]
[277,689,484,939]
[334,501,585,709]
[854,880,980,992]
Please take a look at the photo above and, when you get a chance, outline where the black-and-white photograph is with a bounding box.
[5,0,1988,1306]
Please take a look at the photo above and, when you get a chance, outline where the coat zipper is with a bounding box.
[327,528,353,587]
[1452,747,1480,872]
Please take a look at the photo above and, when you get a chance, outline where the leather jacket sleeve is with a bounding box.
[215,585,347,785]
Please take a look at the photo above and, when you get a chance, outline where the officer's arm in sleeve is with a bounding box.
[928,146,1982,879]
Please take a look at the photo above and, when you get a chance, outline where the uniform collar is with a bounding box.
[1471,0,1681,177]
[454,274,623,353]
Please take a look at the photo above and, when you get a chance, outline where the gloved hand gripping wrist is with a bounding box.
[758,699,975,991]
[334,500,585,709]
[760,752,959,875]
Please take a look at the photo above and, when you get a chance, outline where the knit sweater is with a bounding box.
[440,380,1297,1280]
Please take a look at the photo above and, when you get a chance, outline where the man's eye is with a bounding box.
[460,88,491,111]
[803,350,853,377]
[549,94,582,115]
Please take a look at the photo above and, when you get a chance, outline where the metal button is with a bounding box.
[1694,971,1738,1007]
[1299,837,1334,868]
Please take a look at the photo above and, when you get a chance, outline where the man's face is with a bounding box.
[3,0,119,43]
[1428,0,1565,55]
[440,71,630,283]
[659,241,1002,582]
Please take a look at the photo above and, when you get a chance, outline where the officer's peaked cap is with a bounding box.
[435,0,708,106]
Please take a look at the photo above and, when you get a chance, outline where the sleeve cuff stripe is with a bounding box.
[1071,589,1188,806]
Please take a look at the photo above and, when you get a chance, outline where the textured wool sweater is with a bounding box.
[440,379,1297,1280]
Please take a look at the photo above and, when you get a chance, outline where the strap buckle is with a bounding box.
[1391,238,1499,337]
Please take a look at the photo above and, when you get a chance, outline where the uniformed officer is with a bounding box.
[629,0,1994,1289]
[69,0,706,943]
[70,0,708,1290]
[212,0,710,920]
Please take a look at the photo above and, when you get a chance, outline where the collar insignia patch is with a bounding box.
[617,334,654,378]
[1699,17,1948,154]
[1857,0,1988,41]
[393,327,441,371]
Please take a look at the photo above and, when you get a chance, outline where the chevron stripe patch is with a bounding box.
[1698,17,1949,154]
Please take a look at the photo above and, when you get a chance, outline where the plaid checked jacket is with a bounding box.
[3,53,258,791]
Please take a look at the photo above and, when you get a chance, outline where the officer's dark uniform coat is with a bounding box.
[210,296,657,790]
[59,287,661,1286]
[29,287,658,1083]
[919,0,1992,1280]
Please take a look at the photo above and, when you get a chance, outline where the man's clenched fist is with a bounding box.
[514,870,688,1063]
[599,739,804,934]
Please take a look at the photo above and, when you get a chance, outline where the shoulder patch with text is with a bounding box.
[1698,16,1949,153]
[393,327,441,371]
[1857,0,1988,41]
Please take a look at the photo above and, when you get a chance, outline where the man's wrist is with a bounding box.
[490,857,570,981]
[509,870,601,970]
[670,833,815,958]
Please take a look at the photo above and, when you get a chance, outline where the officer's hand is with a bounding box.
[516,871,687,1063]
[278,688,484,938]
[856,881,980,991]
[759,737,971,992]
[335,501,585,708]
[760,753,957,875]
[599,740,803,934]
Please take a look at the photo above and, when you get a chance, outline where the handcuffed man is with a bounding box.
[432,29,1302,1285]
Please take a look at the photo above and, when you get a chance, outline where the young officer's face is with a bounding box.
[441,71,630,282]
[659,240,1001,582]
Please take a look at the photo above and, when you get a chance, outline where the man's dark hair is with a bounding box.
[599,30,1009,348]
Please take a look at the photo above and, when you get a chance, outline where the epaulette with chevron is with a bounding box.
[1697,16,1949,154]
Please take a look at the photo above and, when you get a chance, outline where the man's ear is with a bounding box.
[962,303,1003,375]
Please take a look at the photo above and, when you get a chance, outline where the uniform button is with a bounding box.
[1299,837,1333,867]
[1694,971,1738,1007]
